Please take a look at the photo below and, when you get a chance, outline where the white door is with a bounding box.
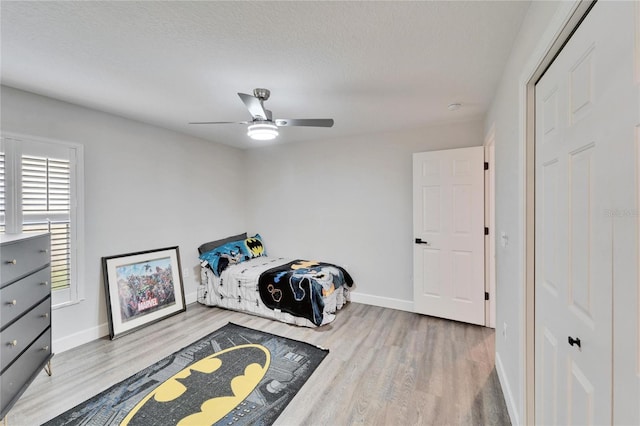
[535,2,637,424]
[413,146,485,325]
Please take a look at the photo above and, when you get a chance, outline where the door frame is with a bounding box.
[484,125,496,328]
[523,1,596,424]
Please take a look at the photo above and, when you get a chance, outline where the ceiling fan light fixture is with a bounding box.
[247,123,279,140]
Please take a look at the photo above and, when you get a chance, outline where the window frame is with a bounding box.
[0,132,85,308]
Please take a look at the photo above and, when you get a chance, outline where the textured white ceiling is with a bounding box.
[1,1,530,149]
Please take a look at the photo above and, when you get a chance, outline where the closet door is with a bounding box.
[534,1,637,424]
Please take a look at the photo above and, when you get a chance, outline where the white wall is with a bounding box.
[245,119,484,310]
[1,86,246,352]
[1,86,484,351]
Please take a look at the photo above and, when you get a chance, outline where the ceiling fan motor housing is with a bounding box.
[253,88,270,101]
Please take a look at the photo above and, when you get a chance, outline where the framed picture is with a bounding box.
[102,246,186,339]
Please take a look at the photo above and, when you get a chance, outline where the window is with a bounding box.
[22,155,72,291]
[0,134,84,307]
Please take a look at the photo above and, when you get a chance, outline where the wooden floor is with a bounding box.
[6,302,510,425]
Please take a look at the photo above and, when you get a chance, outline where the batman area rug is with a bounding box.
[43,323,329,426]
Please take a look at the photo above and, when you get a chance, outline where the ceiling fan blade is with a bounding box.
[238,93,268,120]
[274,119,334,128]
[189,121,249,125]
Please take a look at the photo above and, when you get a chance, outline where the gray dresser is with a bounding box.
[0,233,53,419]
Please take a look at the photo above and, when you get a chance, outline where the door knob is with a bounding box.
[568,336,581,348]
[415,238,430,246]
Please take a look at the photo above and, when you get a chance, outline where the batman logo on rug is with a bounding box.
[122,344,270,425]
[245,238,265,257]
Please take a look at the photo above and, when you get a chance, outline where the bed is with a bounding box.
[196,233,353,327]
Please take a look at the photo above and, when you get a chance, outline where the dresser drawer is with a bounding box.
[0,234,50,287]
[0,328,51,416]
[0,297,51,372]
[0,267,51,329]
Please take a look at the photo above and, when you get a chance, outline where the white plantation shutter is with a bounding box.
[22,156,71,214]
[21,155,72,291]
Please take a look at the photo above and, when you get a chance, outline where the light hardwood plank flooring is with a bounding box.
[6,302,510,425]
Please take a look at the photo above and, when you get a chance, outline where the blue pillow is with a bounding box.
[199,234,266,276]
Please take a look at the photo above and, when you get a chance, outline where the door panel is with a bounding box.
[452,250,472,301]
[568,145,594,321]
[568,361,594,426]
[422,186,441,231]
[541,327,558,426]
[422,249,440,296]
[542,159,559,292]
[569,46,594,123]
[413,146,484,325]
[452,184,472,233]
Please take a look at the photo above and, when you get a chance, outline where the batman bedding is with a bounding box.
[197,234,353,327]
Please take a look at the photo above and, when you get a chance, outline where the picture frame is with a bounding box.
[102,246,186,339]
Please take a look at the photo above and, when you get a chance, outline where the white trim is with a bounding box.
[185,290,198,305]
[52,292,409,353]
[0,138,20,233]
[636,127,640,378]
[484,124,496,329]
[71,140,86,302]
[496,351,520,426]
[53,297,199,353]
[349,291,414,313]
[636,0,640,383]
[635,0,640,85]
[52,322,110,354]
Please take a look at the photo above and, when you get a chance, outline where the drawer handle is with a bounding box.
[6,259,17,265]
[7,299,17,306]
[41,313,49,319]
[42,345,50,351]
[40,249,49,253]
[41,281,49,286]
[9,340,18,347]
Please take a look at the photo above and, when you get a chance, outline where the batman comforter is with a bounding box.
[198,257,353,327]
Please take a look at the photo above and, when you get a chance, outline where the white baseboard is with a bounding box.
[54,293,199,354]
[495,351,519,426]
[349,291,414,313]
[52,292,407,353]
[185,290,198,305]
[53,322,110,354]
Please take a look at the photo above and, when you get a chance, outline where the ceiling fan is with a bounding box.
[189,88,334,141]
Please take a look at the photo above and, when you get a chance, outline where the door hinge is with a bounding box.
[484,227,489,235]
[485,292,490,301]
[484,162,489,170]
